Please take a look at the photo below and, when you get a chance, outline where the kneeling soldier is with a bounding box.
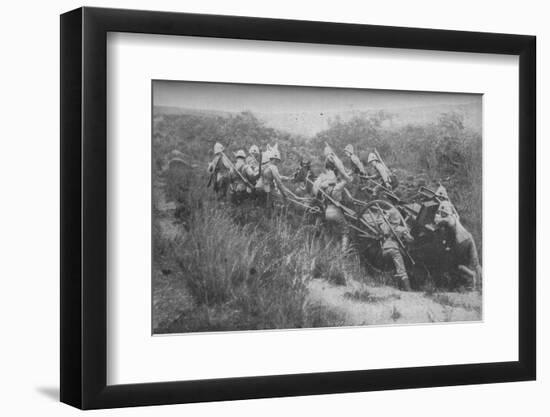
[435,201,481,290]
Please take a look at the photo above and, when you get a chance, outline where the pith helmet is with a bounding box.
[249,145,259,155]
[234,150,246,159]
[436,184,449,199]
[270,144,281,160]
[261,151,271,164]
[387,208,401,225]
[213,142,224,154]
[438,201,454,217]
[344,144,354,154]
[367,152,378,163]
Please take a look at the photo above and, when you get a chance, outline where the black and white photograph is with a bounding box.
[152,81,483,334]
[0,0,544,413]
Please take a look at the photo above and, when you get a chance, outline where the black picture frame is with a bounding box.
[60,6,536,410]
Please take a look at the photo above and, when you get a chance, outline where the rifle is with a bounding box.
[256,150,263,183]
[285,195,322,214]
[418,186,445,201]
[222,152,256,189]
[206,154,222,188]
[360,177,400,202]
[374,148,390,173]
[374,202,415,265]
[373,148,398,187]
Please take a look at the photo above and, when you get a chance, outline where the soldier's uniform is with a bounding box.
[435,201,481,290]
[229,150,257,204]
[230,152,248,191]
[380,209,413,291]
[255,144,289,212]
[259,164,286,194]
[350,154,366,176]
[366,152,395,195]
[245,145,260,174]
[324,144,352,182]
[292,160,313,196]
[313,170,350,252]
[245,155,258,171]
[344,144,367,176]
[436,184,459,219]
[207,143,232,198]
[368,153,392,187]
[342,144,367,197]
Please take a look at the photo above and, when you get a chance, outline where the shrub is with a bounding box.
[168,202,359,331]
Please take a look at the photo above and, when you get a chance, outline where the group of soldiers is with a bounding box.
[207,142,288,205]
[207,141,395,203]
[204,141,481,292]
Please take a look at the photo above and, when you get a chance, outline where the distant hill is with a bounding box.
[153,100,482,138]
[256,102,482,137]
[153,106,232,118]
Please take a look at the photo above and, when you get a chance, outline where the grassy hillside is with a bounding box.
[152,105,482,333]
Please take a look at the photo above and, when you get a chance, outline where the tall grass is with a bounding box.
[168,202,350,331]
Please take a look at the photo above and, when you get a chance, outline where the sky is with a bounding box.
[153,80,481,114]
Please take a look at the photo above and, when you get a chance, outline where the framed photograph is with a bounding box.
[60,7,536,409]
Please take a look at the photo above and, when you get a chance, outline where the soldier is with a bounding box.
[343,144,366,176]
[435,201,481,290]
[206,142,232,198]
[229,150,255,204]
[379,208,414,291]
[435,183,459,219]
[292,159,314,196]
[365,152,394,190]
[241,151,260,186]
[323,144,352,182]
[313,170,350,252]
[246,145,260,171]
[256,144,291,211]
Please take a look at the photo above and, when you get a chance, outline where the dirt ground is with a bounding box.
[308,279,481,327]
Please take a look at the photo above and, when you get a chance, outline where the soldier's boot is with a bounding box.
[401,277,412,292]
[458,265,476,291]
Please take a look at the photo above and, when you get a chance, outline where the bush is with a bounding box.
[168,202,356,331]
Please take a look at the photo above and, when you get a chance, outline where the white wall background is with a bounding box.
[0,0,545,415]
